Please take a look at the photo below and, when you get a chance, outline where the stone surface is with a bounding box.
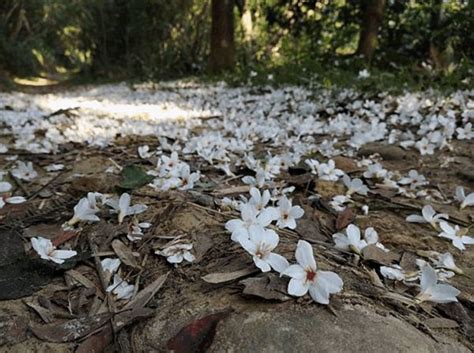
[208,307,470,353]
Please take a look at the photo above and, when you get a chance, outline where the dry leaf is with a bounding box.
[111,239,140,269]
[362,245,399,265]
[202,268,257,284]
[30,313,111,342]
[335,207,355,231]
[240,274,290,301]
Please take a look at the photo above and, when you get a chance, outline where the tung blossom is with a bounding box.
[11,161,38,181]
[273,196,304,229]
[454,186,474,209]
[225,203,275,242]
[156,243,195,264]
[68,196,101,225]
[240,225,289,273]
[438,221,474,251]
[415,264,460,304]
[333,224,386,254]
[342,175,369,196]
[282,240,343,305]
[106,274,134,300]
[406,205,448,230]
[31,237,77,264]
[106,193,147,224]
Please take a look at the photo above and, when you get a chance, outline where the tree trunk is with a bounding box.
[429,0,446,70]
[357,0,386,63]
[209,0,235,72]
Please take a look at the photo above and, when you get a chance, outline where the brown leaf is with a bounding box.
[167,311,231,353]
[362,245,399,265]
[30,313,111,342]
[0,315,28,346]
[24,299,54,323]
[335,207,355,231]
[123,273,168,312]
[296,217,327,242]
[65,269,98,290]
[75,325,113,353]
[111,239,140,269]
[202,268,257,284]
[240,274,290,301]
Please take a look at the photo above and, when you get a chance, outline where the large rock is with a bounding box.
[208,306,469,353]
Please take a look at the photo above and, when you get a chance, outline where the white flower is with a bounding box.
[438,221,474,251]
[342,175,369,196]
[282,240,343,305]
[333,224,368,254]
[178,165,200,190]
[106,274,134,300]
[248,187,271,212]
[305,159,320,175]
[45,164,64,172]
[31,237,77,264]
[329,195,350,212]
[406,205,448,230]
[415,138,435,155]
[363,163,388,179]
[101,258,121,274]
[138,145,153,159]
[434,252,463,275]
[454,186,474,209]
[225,203,276,242]
[456,122,473,140]
[364,227,388,251]
[240,225,289,273]
[318,160,344,181]
[156,243,195,264]
[358,69,370,79]
[127,221,151,242]
[0,181,12,193]
[415,264,460,303]
[0,196,26,208]
[361,205,369,215]
[11,161,37,181]
[242,168,266,188]
[380,265,406,281]
[68,197,101,225]
[398,170,428,189]
[106,193,147,224]
[273,196,304,229]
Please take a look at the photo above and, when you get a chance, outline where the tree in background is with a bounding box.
[356,0,386,63]
[209,0,236,72]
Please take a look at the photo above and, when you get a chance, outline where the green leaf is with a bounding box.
[119,165,154,190]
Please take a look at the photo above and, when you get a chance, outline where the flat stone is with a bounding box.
[208,307,470,353]
[359,144,407,160]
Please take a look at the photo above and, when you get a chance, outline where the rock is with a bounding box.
[457,170,474,182]
[333,156,359,173]
[208,307,470,353]
[314,180,345,198]
[359,144,406,161]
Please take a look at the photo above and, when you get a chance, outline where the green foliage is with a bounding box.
[119,164,154,190]
[0,0,472,89]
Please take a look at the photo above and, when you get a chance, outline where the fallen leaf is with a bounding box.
[119,165,154,190]
[24,299,54,323]
[30,313,111,342]
[362,245,399,265]
[75,324,113,353]
[240,273,291,301]
[335,207,355,231]
[111,239,140,269]
[0,315,28,346]
[211,185,250,197]
[202,268,257,284]
[167,311,231,353]
[65,269,98,289]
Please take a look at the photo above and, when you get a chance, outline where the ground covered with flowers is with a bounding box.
[0,81,473,352]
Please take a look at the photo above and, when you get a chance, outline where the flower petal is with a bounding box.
[308,280,330,304]
[282,264,306,279]
[295,240,316,270]
[287,278,309,297]
[267,253,289,273]
[420,265,437,292]
[317,271,343,294]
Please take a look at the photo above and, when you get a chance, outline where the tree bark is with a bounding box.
[209,0,235,72]
[357,0,386,63]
